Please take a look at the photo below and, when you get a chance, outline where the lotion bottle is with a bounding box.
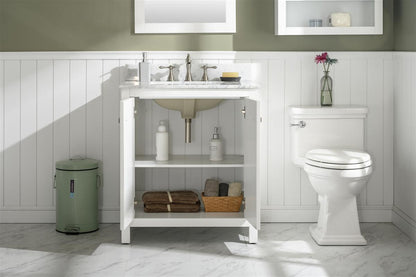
[156,121,169,161]
[209,127,223,161]
[139,52,150,86]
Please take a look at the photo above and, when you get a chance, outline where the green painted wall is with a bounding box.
[394,0,416,51]
[0,0,394,51]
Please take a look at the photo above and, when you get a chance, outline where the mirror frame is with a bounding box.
[134,0,236,33]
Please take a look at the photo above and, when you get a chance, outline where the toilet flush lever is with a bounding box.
[290,121,306,128]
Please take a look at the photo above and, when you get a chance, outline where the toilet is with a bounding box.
[290,106,373,246]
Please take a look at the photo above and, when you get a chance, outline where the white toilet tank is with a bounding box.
[290,106,368,167]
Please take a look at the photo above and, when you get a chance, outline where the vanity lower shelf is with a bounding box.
[132,205,248,228]
[135,155,244,168]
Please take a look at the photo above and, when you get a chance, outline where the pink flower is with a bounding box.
[315,52,328,64]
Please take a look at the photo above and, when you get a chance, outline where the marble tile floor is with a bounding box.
[0,223,415,277]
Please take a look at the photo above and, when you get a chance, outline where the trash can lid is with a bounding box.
[56,158,99,171]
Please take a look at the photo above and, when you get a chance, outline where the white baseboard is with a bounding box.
[261,206,393,223]
[0,208,120,224]
[1,206,392,224]
[392,206,416,242]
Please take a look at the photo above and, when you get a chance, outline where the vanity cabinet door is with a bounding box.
[120,98,136,230]
[243,99,260,230]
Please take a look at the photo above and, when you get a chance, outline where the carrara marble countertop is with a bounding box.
[120,81,260,100]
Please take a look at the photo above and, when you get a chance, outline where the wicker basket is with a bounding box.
[201,193,243,212]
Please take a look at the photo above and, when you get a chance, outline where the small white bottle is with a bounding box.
[156,121,169,161]
[139,52,150,86]
[209,127,223,161]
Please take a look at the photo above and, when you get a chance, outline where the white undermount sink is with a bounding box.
[154,97,222,143]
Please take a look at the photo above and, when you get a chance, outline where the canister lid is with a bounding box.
[56,158,99,171]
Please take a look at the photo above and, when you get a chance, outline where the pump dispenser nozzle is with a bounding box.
[213,127,220,139]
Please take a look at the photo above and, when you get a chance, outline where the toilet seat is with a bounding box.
[305,149,372,170]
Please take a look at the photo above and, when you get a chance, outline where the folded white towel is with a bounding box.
[228,182,242,197]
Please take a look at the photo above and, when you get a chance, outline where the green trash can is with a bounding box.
[55,158,100,234]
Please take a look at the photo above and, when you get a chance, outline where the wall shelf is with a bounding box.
[275,0,383,35]
[135,155,244,168]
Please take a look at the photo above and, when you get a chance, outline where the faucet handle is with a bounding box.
[201,65,218,81]
[159,65,176,81]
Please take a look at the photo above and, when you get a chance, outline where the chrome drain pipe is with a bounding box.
[185,118,192,143]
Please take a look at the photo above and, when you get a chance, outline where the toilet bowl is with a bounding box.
[304,148,372,245]
[289,105,372,246]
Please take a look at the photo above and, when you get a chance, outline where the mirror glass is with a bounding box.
[145,0,226,23]
[135,0,235,33]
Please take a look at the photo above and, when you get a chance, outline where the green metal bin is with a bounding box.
[55,158,100,234]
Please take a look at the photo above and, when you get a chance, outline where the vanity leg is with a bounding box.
[121,227,131,244]
[248,225,258,244]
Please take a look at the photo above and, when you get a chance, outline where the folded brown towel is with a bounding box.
[144,202,201,213]
[142,191,199,205]
[219,183,229,196]
[204,179,219,196]
[228,182,242,196]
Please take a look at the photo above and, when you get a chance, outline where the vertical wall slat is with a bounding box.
[4,61,21,207]
[86,60,103,160]
[0,61,4,207]
[168,107,185,190]
[267,59,285,207]
[284,59,302,206]
[301,56,318,106]
[201,102,219,186]
[300,56,318,206]
[219,100,235,155]
[86,60,103,207]
[151,100,169,190]
[383,59,394,206]
[333,58,351,105]
[53,60,71,208]
[184,103,203,191]
[102,60,121,209]
[366,59,384,205]
[350,59,368,206]
[20,60,37,207]
[36,60,54,207]
[252,59,269,207]
[218,100,235,182]
[69,60,87,158]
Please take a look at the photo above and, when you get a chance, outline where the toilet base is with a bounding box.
[309,224,367,246]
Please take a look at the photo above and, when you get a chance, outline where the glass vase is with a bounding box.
[320,71,333,106]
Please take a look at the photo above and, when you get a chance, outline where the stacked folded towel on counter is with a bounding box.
[204,179,242,197]
[142,190,200,213]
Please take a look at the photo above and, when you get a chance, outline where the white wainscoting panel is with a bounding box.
[0,51,394,223]
[392,52,416,241]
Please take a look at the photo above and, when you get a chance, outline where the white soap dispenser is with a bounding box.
[209,127,223,161]
[156,120,169,161]
[139,52,150,86]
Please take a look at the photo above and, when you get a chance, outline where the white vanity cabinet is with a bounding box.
[119,83,262,244]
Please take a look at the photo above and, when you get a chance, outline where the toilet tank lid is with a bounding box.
[290,105,368,119]
[306,149,371,165]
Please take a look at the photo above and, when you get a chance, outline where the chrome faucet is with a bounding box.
[201,65,217,81]
[185,53,192,81]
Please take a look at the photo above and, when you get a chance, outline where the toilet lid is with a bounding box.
[305,149,372,170]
